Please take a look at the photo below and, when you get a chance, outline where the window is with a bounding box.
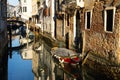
[20,7,22,12]
[85,10,92,29]
[23,6,27,12]
[24,7,27,12]
[104,7,116,32]
[62,14,64,37]
[23,7,24,12]
[67,14,69,26]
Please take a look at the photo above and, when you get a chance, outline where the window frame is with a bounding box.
[23,6,27,12]
[85,10,92,30]
[104,7,116,33]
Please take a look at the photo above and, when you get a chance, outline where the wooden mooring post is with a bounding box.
[9,23,12,58]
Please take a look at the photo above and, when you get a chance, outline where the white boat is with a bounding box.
[19,36,33,45]
[19,30,34,46]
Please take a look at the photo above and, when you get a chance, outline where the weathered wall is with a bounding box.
[115,9,120,64]
[32,50,39,79]
[84,0,95,9]
[81,1,120,63]
[68,14,75,49]
[56,15,71,45]
[56,19,64,41]
[80,1,120,79]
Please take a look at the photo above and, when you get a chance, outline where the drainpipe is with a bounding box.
[9,23,13,58]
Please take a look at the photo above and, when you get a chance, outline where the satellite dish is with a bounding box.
[76,0,84,8]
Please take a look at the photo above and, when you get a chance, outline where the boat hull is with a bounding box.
[51,47,81,66]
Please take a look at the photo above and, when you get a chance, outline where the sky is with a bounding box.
[8,0,19,6]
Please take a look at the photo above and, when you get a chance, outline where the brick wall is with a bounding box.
[81,1,120,63]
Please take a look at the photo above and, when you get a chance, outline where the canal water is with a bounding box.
[8,50,34,80]
[8,38,34,80]
[7,36,120,80]
[8,37,82,80]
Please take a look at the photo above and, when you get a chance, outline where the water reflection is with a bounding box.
[32,40,82,80]
[8,50,34,80]
[7,36,120,80]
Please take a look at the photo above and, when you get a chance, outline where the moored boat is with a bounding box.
[19,31,34,46]
[51,47,82,66]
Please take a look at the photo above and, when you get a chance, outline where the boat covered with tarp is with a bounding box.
[51,47,81,66]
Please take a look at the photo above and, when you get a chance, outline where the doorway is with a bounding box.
[74,10,82,52]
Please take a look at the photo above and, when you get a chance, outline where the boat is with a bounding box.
[51,47,82,66]
[8,31,34,50]
[19,29,34,45]
[19,36,33,46]
[8,23,34,50]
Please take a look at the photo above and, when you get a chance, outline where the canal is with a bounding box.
[7,36,82,80]
[8,37,34,80]
[6,34,120,80]
[8,50,34,80]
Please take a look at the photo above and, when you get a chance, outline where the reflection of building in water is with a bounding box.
[32,46,39,80]
[32,40,81,80]
[21,49,33,60]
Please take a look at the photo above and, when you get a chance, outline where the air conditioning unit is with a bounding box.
[76,0,84,8]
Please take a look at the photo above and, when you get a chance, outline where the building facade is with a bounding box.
[55,0,120,64]
[0,0,8,80]
[19,0,120,64]
[36,0,55,38]
[7,4,16,18]
[0,0,7,53]
[18,0,32,21]
[18,0,120,79]
[81,0,120,64]
[7,3,20,19]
